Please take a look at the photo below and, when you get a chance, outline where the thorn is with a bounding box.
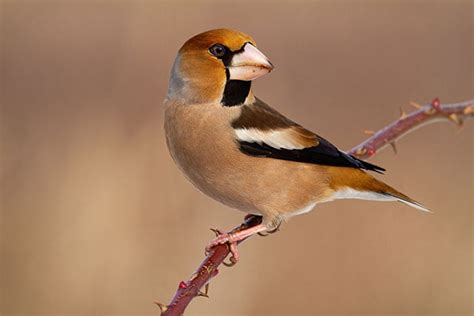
[448,113,463,126]
[178,281,188,289]
[197,292,209,298]
[389,141,397,154]
[356,147,367,156]
[210,228,221,237]
[367,147,376,157]
[197,283,210,298]
[424,107,436,115]
[363,130,375,135]
[409,101,422,109]
[197,290,209,298]
[463,105,474,115]
[399,107,407,119]
[154,302,168,313]
[431,97,441,110]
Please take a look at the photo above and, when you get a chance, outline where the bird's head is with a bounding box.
[167,29,273,106]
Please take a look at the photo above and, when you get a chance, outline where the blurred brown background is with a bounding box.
[1,1,472,315]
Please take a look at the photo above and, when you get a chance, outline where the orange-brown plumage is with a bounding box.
[180,29,256,53]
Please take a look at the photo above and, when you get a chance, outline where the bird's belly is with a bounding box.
[168,136,328,216]
[164,103,331,216]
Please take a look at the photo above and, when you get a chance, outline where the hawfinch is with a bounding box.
[164,29,429,262]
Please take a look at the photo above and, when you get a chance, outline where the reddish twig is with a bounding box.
[157,98,474,315]
[349,98,474,159]
[157,215,262,316]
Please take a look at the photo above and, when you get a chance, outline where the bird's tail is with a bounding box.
[327,167,431,213]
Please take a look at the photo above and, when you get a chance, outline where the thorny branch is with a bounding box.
[156,98,474,316]
[156,216,262,316]
[349,98,474,159]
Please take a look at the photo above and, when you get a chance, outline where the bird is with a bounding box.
[164,28,429,263]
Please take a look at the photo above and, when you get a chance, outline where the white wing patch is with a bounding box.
[234,128,307,150]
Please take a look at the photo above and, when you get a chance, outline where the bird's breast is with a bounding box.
[164,101,253,209]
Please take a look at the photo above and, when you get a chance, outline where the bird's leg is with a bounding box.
[243,214,269,237]
[205,223,268,264]
[258,221,281,236]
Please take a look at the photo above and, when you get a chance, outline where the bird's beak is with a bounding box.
[228,43,274,81]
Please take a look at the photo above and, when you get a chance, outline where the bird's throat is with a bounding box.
[221,80,251,107]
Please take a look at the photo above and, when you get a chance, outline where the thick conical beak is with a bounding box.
[228,43,274,81]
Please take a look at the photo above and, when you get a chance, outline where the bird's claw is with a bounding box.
[223,242,239,266]
[205,228,224,256]
[258,225,279,237]
[210,228,223,237]
[223,258,236,267]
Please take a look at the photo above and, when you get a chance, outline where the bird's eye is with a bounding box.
[209,44,226,58]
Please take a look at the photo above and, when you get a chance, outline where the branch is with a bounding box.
[156,98,474,315]
[348,98,474,159]
[156,215,262,316]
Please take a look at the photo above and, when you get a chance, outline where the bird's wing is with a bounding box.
[231,98,385,173]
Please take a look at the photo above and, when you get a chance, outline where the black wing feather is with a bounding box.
[238,137,385,173]
[234,98,385,173]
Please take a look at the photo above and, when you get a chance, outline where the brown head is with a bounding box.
[167,29,273,106]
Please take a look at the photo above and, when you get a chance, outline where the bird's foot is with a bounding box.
[205,223,268,265]
[206,229,240,265]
